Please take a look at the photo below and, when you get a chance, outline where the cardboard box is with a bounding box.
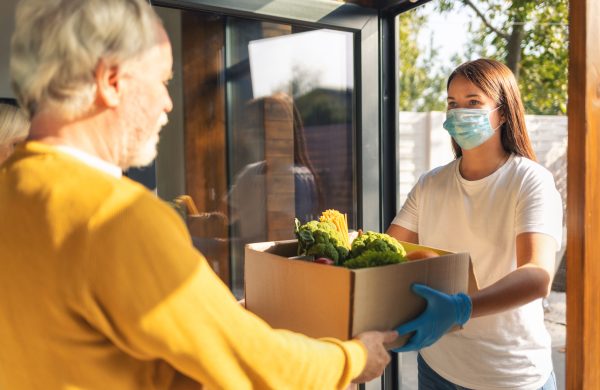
[245,239,476,349]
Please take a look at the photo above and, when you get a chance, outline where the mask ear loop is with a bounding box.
[489,105,504,131]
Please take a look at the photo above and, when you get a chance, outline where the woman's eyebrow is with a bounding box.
[447,94,482,100]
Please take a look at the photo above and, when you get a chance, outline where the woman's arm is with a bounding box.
[386,224,418,244]
[387,225,556,318]
[470,232,556,318]
[392,231,557,352]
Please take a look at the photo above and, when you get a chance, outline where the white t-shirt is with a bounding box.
[392,154,562,390]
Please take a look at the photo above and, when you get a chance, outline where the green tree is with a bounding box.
[397,10,449,112]
[436,0,568,114]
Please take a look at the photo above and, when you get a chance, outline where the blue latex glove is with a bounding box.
[393,283,472,352]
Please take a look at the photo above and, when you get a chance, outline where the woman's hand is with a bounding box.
[393,284,472,352]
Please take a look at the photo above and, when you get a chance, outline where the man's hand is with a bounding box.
[352,330,397,383]
[393,284,472,352]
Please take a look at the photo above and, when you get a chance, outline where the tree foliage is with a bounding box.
[398,10,449,112]
[399,0,568,115]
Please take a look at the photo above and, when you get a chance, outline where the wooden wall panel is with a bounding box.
[567,0,600,388]
[181,12,229,285]
[182,13,226,212]
[262,98,296,240]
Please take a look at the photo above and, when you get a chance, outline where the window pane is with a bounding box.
[226,19,355,296]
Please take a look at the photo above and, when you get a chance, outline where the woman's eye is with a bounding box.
[447,102,457,109]
[469,100,481,106]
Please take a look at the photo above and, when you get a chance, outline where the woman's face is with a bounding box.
[446,75,503,130]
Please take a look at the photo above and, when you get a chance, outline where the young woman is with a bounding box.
[390,59,562,389]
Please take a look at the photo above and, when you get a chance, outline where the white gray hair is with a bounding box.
[10,0,162,118]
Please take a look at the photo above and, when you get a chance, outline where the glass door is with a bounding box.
[153,1,380,297]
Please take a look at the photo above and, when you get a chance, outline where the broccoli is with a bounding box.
[349,231,406,259]
[343,249,406,269]
[294,218,349,263]
[306,243,339,261]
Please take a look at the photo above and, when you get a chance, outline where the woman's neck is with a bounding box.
[459,145,509,181]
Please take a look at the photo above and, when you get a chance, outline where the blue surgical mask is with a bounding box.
[443,107,501,150]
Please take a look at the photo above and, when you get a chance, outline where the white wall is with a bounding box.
[0,0,18,98]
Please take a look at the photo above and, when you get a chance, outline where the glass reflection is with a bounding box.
[226,20,355,296]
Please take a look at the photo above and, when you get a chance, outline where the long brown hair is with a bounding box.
[244,94,325,213]
[447,58,536,161]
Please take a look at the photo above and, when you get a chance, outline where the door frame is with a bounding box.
[566,0,600,388]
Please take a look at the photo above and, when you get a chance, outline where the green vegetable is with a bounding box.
[343,249,407,269]
[350,231,406,258]
[294,218,350,264]
[340,231,407,269]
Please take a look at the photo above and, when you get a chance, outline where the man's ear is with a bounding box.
[95,60,121,108]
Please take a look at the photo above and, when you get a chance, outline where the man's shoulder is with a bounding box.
[10,143,179,228]
[8,144,121,201]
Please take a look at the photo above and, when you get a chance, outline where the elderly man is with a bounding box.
[0,0,397,388]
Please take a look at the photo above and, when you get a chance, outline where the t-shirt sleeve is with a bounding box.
[83,190,366,389]
[391,175,422,233]
[515,167,563,251]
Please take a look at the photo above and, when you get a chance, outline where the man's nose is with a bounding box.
[165,93,173,113]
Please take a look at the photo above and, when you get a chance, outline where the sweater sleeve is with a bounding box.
[83,188,366,389]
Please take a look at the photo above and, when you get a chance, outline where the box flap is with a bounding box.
[401,241,479,293]
[246,240,298,257]
[245,242,353,340]
[351,252,471,349]
[467,261,479,294]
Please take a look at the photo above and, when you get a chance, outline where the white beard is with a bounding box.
[125,112,168,168]
[128,133,159,168]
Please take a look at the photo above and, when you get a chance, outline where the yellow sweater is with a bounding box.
[0,142,366,390]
